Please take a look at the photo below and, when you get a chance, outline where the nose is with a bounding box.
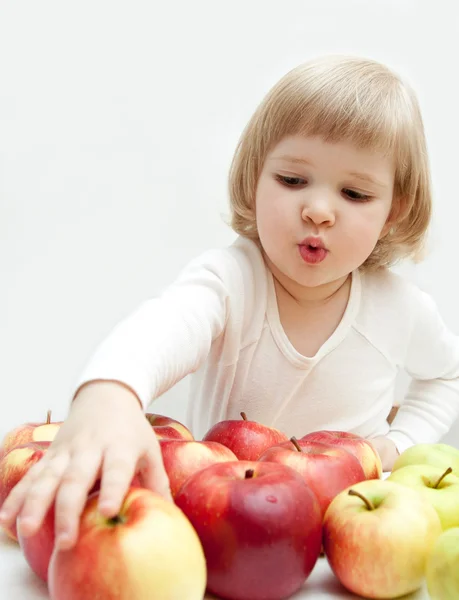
[301,192,336,226]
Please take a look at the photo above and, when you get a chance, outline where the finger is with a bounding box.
[16,453,70,537]
[0,459,48,528]
[139,447,172,502]
[97,451,138,518]
[53,449,103,550]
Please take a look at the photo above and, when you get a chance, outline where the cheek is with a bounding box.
[255,184,287,232]
[343,210,388,251]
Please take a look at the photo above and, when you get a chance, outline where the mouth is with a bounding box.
[298,237,328,264]
[300,237,327,251]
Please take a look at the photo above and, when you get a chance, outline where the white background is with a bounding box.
[1,0,459,446]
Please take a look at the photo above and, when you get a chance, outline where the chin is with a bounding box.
[292,267,346,291]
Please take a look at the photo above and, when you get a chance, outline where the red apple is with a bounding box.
[159,440,238,497]
[323,480,442,598]
[202,412,288,461]
[18,504,55,582]
[0,441,51,540]
[301,430,382,479]
[145,413,194,441]
[48,487,207,600]
[0,410,61,459]
[258,437,366,516]
[175,460,322,600]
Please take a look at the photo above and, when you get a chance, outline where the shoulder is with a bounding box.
[359,267,434,317]
[180,236,268,290]
[173,236,270,328]
[353,268,439,359]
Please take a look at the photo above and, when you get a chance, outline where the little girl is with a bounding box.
[2,55,459,553]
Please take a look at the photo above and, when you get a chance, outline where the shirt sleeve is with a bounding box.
[73,253,230,410]
[386,290,459,453]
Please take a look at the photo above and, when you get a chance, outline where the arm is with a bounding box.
[1,251,235,551]
[386,291,459,454]
[74,254,230,410]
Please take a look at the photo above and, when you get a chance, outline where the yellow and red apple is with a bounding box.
[0,441,51,541]
[19,472,144,583]
[258,437,366,516]
[159,439,237,497]
[175,460,322,600]
[203,412,288,461]
[1,410,61,459]
[48,487,207,600]
[145,413,194,441]
[18,505,55,582]
[301,430,382,479]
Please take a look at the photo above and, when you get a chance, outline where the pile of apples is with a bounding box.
[1,410,459,599]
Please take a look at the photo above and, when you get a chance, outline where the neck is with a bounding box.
[265,254,351,308]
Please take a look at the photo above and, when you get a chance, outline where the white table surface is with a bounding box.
[0,530,429,600]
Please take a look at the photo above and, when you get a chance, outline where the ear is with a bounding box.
[379,221,393,239]
[379,197,404,240]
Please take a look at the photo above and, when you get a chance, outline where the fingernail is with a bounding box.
[0,510,7,521]
[17,517,35,537]
[18,516,34,529]
[56,533,70,548]
[99,502,115,514]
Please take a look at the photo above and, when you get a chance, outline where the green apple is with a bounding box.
[426,527,459,599]
[388,465,459,530]
[392,443,459,474]
[323,480,442,598]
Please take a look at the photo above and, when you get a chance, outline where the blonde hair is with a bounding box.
[228,55,432,271]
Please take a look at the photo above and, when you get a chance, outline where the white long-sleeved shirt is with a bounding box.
[76,237,459,453]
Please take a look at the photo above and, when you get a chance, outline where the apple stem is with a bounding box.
[432,467,453,489]
[108,515,124,526]
[348,489,375,511]
[240,412,248,421]
[245,469,255,479]
[290,437,303,453]
[46,410,51,424]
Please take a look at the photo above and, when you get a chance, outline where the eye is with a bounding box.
[343,188,371,202]
[275,174,307,187]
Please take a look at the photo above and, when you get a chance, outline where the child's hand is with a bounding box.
[369,435,400,472]
[0,381,172,550]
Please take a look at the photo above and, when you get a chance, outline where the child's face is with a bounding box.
[255,135,395,290]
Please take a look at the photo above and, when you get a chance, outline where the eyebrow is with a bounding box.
[270,155,314,167]
[269,154,389,189]
[346,171,388,189]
